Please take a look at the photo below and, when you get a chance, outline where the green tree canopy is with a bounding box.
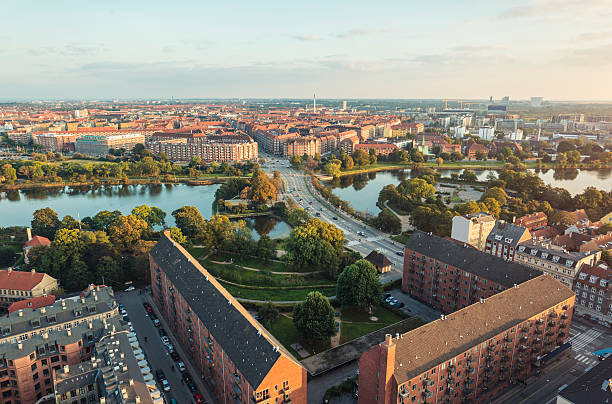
[31,207,60,239]
[131,205,167,228]
[172,206,205,239]
[336,259,382,309]
[108,214,148,251]
[292,291,336,340]
[258,301,279,329]
[398,178,436,202]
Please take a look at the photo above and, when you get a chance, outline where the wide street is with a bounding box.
[262,155,404,284]
[493,317,612,404]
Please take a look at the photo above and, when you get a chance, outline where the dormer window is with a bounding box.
[600,280,608,288]
[590,275,599,284]
[579,273,587,280]
[552,256,560,262]
[495,235,503,241]
[541,253,548,259]
[518,246,525,252]
[531,250,538,256]
[566,260,574,267]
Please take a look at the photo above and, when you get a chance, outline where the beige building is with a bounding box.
[515,241,601,288]
[75,133,145,156]
[0,269,58,311]
[451,212,496,250]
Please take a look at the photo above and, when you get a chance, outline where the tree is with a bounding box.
[172,206,205,239]
[398,178,435,202]
[342,155,354,170]
[108,214,148,251]
[96,256,121,284]
[292,291,335,340]
[257,234,275,262]
[131,205,166,228]
[1,164,17,183]
[287,208,310,227]
[258,301,279,328]
[352,149,370,167]
[437,157,443,167]
[459,169,478,182]
[169,227,188,246]
[249,169,277,204]
[290,155,302,169]
[285,218,345,278]
[480,187,508,206]
[336,259,382,309]
[59,215,81,230]
[481,197,501,218]
[86,210,122,232]
[550,211,576,229]
[373,209,401,234]
[31,207,60,239]
[323,159,342,178]
[201,215,235,253]
[0,246,16,266]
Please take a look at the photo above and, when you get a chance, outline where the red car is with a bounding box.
[193,392,204,404]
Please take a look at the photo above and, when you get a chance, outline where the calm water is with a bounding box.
[328,168,612,214]
[237,217,291,240]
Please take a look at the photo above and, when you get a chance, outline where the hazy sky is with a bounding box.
[2,0,612,100]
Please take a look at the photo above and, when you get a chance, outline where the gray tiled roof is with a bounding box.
[558,355,612,403]
[54,363,99,395]
[405,231,542,287]
[149,235,296,389]
[486,221,529,248]
[517,241,595,269]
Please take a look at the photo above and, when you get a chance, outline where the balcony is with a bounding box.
[446,377,454,384]
[423,378,434,387]
[559,323,567,329]
[504,336,513,343]
[549,312,558,318]
[547,321,556,327]
[561,313,568,320]
[422,389,434,399]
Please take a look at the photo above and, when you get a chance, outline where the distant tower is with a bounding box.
[342,100,347,111]
[313,93,317,113]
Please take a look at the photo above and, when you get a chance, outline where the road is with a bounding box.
[262,155,404,284]
[117,290,215,404]
[493,317,612,404]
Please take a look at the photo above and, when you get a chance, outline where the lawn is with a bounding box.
[202,259,333,287]
[269,315,331,356]
[341,304,404,325]
[391,232,412,244]
[210,251,320,274]
[186,247,207,259]
[222,283,336,302]
[339,323,383,344]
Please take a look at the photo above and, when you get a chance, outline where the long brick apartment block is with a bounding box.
[403,231,542,313]
[149,232,307,404]
[358,275,575,404]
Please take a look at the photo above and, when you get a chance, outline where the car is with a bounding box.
[158,328,166,337]
[187,380,196,392]
[122,315,130,322]
[145,306,153,315]
[167,344,174,353]
[153,318,160,327]
[125,286,135,292]
[396,251,404,256]
[332,216,338,220]
[161,379,171,392]
[156,369,166,381]
[161,336,169,345]
[177,361,186,372]
[357,231,365,236]
[149,313,157,320]
[194,392,204,404]
[385,297,393,303]
[170,351,180,361]
[182,372,192,383]
[397,302,405,308]
[383,293,391,299]
[315,212,321,217]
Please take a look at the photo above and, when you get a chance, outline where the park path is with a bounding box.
[208,259,323,275]
[383,200,414,233]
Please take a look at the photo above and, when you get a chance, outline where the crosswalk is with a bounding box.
[573,353,599,368]
[567,329,602,351]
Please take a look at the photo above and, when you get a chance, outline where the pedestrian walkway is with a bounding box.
[568,328,602,351]
[573,353,599,368]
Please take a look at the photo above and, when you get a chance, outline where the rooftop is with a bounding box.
[0,269,50,291]
[405,231,542,287]
[391,275,574,383]
[149,232,303,389]
[558,355,612,403]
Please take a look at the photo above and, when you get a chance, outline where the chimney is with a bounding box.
[41,307,46,314]
[26,228,32,241]
[18,310,23,317]
[63,364,69,373]
[31,269,36,274]
[385,333,393,345]
[17,342,22,350]
[67,329,71,336]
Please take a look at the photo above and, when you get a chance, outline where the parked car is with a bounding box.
[187,380,196,392]
[357,231,365,236]
[182,373,193,383]
[383,293,391,299]
[158,328,166,337]
[194,392,204,404]
[396,251,404,256]
[177,361,186,372]
[161,336,169,345]
[124,286,135,292]
[332,216,338,220]
[167,344,174,353]
[156,369,166,381]
[170,351,180,361]
[161,379,170,392]
[397,302,405,308]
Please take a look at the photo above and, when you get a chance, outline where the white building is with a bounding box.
[451,212,496,251]
[478,126,495,141]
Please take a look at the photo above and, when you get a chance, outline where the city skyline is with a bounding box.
[3,0,612,101]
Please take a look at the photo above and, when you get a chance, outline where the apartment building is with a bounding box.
[571,262,612,326]
[0,269,58,312]
[33,133,77,152]
[6,132,32,144]
[149,134,258,163]
[282,136,320,158]
[514,241,601,288]
[74,133,145,156]
[485,221,531,261]
[450,212,496,251]
[54,329,159,404]
[149,232,307,404]
[403,231,542,313]
[253,130,296,155]
[0,286,120,404]
[359,275,575,404]
[354,143,398,156]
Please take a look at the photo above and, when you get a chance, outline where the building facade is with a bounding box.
[74,134,145,156]
[359,275,575,404]
[149,135,258,163]
[403,231,542,314]
[572,262,612,327]
[149,232,307,404]
[0,286,120,404]
[0,269,58,312]
[484,221,531,261]
[450,212,496,251]
[514,241,601,288]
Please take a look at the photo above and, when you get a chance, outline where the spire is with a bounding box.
[313,93,317,113]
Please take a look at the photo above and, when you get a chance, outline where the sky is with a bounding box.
[2,0,612,101]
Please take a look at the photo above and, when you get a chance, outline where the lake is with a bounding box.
[328,168,612,215]
[0,184,291,240]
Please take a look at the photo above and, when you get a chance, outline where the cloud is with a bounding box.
[335,28,385,39]
[293,34,321,41]
[574,30,612,42]
[62,45,102,57]
[498,0,612,20]
[558,42,612,65]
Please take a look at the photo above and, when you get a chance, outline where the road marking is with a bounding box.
[568,329,602,351]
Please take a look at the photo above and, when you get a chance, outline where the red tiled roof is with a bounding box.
[23,235,51,249]
[7,294,55,314]
[0,270,47,291]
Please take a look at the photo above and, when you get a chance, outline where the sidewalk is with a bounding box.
[144,292,217,404]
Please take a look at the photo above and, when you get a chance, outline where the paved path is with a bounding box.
[383,200,414,233]
[208,259,323,275]
[236,296,337,304]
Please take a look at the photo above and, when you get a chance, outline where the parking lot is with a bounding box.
[386,289,441,322]
[117,291,211,404]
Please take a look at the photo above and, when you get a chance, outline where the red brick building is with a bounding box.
[403,231,542,313]
[354,143,399,156]
[150,232,307,404]
[358,275,575,404]
[514,212,548,231]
